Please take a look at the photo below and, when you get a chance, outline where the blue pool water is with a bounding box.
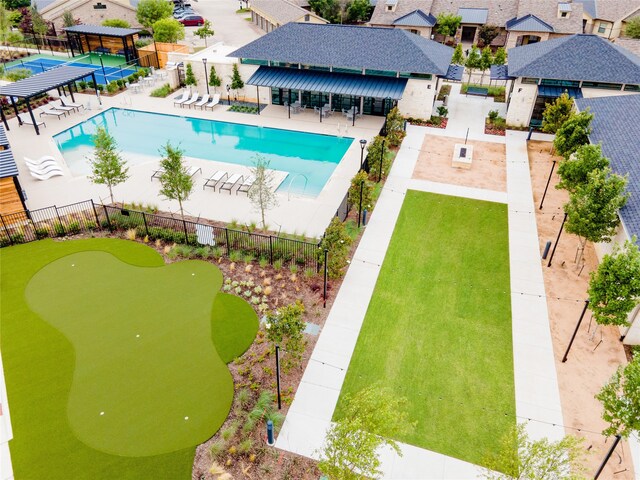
[54,108,354,197]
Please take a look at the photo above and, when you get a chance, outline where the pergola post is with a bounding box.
[256,85,260,115]
[10,97,21,125]
[0,107,9,131]
[68,83,76,102]
[25,99,39,135]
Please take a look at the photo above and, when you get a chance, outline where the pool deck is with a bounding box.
[6,87,383,238]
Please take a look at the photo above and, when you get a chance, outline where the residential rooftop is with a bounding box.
[229,22,454,75]
[574,95,640,241]
[574,0,640,21]
[507,34,640,84]
[250,0,324,25]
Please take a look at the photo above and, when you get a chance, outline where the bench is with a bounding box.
[466,86,489,97]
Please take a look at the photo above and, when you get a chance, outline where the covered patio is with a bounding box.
[65,24,142,64]
[0,66,100,135]
[247,66,407,125]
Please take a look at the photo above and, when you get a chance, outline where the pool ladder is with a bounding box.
[286,173,309,200]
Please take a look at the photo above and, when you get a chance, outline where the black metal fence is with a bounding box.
[335,191,351,222]
[0,200,322,269]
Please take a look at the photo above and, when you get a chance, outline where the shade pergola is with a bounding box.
[65,25,141,63]
[0,66,99,135]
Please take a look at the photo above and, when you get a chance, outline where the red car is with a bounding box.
[179,15,205,26]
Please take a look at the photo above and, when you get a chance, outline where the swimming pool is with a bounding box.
[54,108,354,197]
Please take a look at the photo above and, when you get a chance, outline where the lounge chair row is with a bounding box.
[24,155,64,180]
[174,92,221,110]
[203,170,255,195]
[17,95,84,129]
[150,165,202,182]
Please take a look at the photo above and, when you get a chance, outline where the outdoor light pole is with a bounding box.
[226,84,231,105]
[539,160,556,209]
[547,212,568,267]
[323,248,328,308]
[594,435,622,479]
[359,138,367,171]
[202,58,209,95]
[378,139,385,183]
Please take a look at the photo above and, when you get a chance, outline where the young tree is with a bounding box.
[478,24,500,46]
[230,63,244,100]
[158,142,193,220]
[62,10,77,28]
[346,0,371,23]
[319,385,412,480]
[385,106,406,147]
[624,17,640,39]
[596,356,640,438]
[465,45,480,83]
[194,19,214,47]
[0,5,13,44]
[482,423,588,480]
[451,43,465,65]
[265,300,305,371]
[435,13,461,38]
[309,0,340,23]
[366,135,391,181]
[102,19,130,28]
[348,170,373,219]
[493,47,507,65]
[478,46,493,84]
[136,0,173,29]
[30,6,48,37]
[553,110,594,160]
[152,17,184,43]
[320,217,352,278]
[208,65,221,91]
[564,167,628,261]
[247,154,278,229]
[3,0,30,9]
[88,127,129,204]
[557,144,610,193]
[184,62,197,89]
[588,239,640,327]
[541,92,574,134]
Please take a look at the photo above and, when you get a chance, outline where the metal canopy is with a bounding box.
[0,124,8,147]
[444,64,464,81]
[490,65,513,81]
[0,66,95,98]
[0,149,18,179]
[538,85,583,98]
[64,24,141,37]
[247,66,408,100]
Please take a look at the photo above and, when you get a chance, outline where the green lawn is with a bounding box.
[0,238,257,478]
[334,191,515,467]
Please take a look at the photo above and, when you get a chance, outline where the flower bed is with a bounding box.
[485,119,506,136]
[406,116,448,129]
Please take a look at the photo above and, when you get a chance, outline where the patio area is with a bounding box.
[5,85,383,238]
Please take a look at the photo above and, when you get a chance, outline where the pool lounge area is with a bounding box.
[7,89,384,237]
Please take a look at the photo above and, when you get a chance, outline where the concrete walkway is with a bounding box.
[276,125,567,477]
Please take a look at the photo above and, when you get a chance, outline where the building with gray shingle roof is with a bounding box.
[575,0,640,39]
[249,0,327,33]
[392,9,437,27]
[228,22,453,119]
[501,34,640,127]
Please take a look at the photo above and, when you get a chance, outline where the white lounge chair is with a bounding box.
[193,94,210,109]
[50,101,75,114]
[28,162,63,176]
[28,168,64,180]
[25,156,60,169]
[204,93,221,110]
[60,95,84,111]
[236,175,255,195]
[151,165,202,181]
[38,105,66,118]
[219,173,243,194]
[203,170,228,190]
[173,90,190,107]
[18,113,46,128]
[182,92,200,108]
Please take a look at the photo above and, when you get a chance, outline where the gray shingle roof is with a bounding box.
[369,0,434,26]
[229,23,454,75]
[515,0,583,34]
[508,34,640,84]
[251,0,322,24]
[574,95,640,241]
[393,9,436,26]
[506,14,554,32]
[457,7,488,23]
[63,24,141,37]
[575,0,597,17]
[575,0,640,21]
[430,0,517,26]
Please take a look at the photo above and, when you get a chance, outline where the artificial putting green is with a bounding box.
[334,191,515,467]
[0,238,258,477]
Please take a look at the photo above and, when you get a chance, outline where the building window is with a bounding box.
[387,5,393,10]
[540,79,580,88]
[304,14,309,21]
[598,22,607,33]
[582,81,622,90]
[521,77,539,84]
[93,2,106,8]
[561,11,567,17]
[624,84,640,92]
[409,29,420,35]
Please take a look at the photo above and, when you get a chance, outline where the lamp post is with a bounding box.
[359,138,367,171]
[202,58,209,95]
[226,84,231,105]
[378,139,385,183]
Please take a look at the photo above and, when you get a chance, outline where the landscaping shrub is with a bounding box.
[53,222,65,237]
[150,83,172,97]
[384,107,406,147]
[366,135,391,181]
[488,109,499,121]
[116,79,125,89]
[5,68,32,82]
[319,217,352,279]
[106,81,119,94]
[437,84,451,101]
[429,115,442,126]
[436,105,448,118]
[77,80,87,90]
[348,170,373,215]
[67,221,81,234]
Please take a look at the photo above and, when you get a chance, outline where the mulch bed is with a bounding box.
[484,119,506,136]
[408,118,448,129]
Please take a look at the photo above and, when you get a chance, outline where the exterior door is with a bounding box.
[461,26,476,43]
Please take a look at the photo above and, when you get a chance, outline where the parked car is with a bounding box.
[178,14,204,26]
[174,9,194,18]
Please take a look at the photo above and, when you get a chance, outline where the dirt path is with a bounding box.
[528,140,634,479]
